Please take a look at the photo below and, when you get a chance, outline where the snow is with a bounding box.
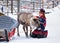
[0,5,60,43]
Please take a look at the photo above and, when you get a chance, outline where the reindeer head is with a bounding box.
[33,18,40,27]
[30,17,40,29]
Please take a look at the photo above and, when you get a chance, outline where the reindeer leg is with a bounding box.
[17,14,20,36]
[30,26,32,37]
[23,25,26,37]
[17,23,20,36]
[23,25,28,38]
[26,26,28,37]
[23,25,25,32]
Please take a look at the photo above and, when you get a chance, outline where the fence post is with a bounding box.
[17,0,20,13]
[52,1,54,8]
[11,0,13,14]
[7,0,9,15]
[41,0,44,8]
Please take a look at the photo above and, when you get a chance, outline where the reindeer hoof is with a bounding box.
[26,35,28,38]
[25,33,28,38]
[30,34,32,37]
[17,33,20,36]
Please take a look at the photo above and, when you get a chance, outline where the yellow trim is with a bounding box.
[0,13,4,16]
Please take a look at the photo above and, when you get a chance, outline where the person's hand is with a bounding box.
[34,16,38,19]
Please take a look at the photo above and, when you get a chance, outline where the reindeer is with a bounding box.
[17,12,40,37]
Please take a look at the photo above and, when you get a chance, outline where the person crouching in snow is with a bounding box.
[35,8,46,31]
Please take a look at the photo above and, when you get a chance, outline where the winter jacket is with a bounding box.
[35,16,46,27]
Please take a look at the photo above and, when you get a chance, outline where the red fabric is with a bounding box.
[32,29,48,36]
[32,30,43,35]
[43,18,46,27]
[8,28,16,40]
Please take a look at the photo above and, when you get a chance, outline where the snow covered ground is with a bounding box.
[0,5,60,43]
